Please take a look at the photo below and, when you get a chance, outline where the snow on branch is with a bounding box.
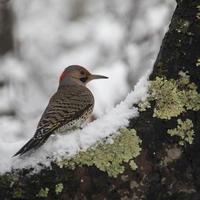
[0,70,151,174]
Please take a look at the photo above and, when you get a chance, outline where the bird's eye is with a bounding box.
[80,77,87,83]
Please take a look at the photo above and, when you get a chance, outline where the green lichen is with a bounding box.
[139,71,200,119]
[36,187,49,198]
[151,76,183,119]
[55,183,63,195]
[13,188,23,198]
[58,128,141,177]
[196,58,200,67]
[175,19,190,33]
[138,99,151,112]
[129,160,138,170]
[167,119,194,145]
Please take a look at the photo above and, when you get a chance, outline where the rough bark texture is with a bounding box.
[1,0,200,199]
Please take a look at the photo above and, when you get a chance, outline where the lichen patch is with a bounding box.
[167,119,194,145]
[139,71,200,119]
[58,128,142,177]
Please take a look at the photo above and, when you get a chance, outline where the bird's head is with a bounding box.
[59,65,108,86]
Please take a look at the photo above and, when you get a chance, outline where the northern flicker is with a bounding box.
[14,65,108,156]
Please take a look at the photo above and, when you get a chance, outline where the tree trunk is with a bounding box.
[1,0,200,199]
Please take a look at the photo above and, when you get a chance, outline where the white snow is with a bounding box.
[0,69,151,174]
[89,62,129,116]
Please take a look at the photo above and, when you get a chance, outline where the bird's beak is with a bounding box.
[89,74,108,80]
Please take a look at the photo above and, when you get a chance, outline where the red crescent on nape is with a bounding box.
[59,71,70,81]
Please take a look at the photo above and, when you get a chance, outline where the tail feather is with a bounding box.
[13,134,50,157]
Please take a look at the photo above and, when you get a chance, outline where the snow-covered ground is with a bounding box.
[0,0,175,173]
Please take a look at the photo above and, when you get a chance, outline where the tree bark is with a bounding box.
[1,0,200,199]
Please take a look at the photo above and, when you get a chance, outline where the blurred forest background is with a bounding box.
[0,0,175,145]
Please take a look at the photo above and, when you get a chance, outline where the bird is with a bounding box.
[14,65,108,156]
